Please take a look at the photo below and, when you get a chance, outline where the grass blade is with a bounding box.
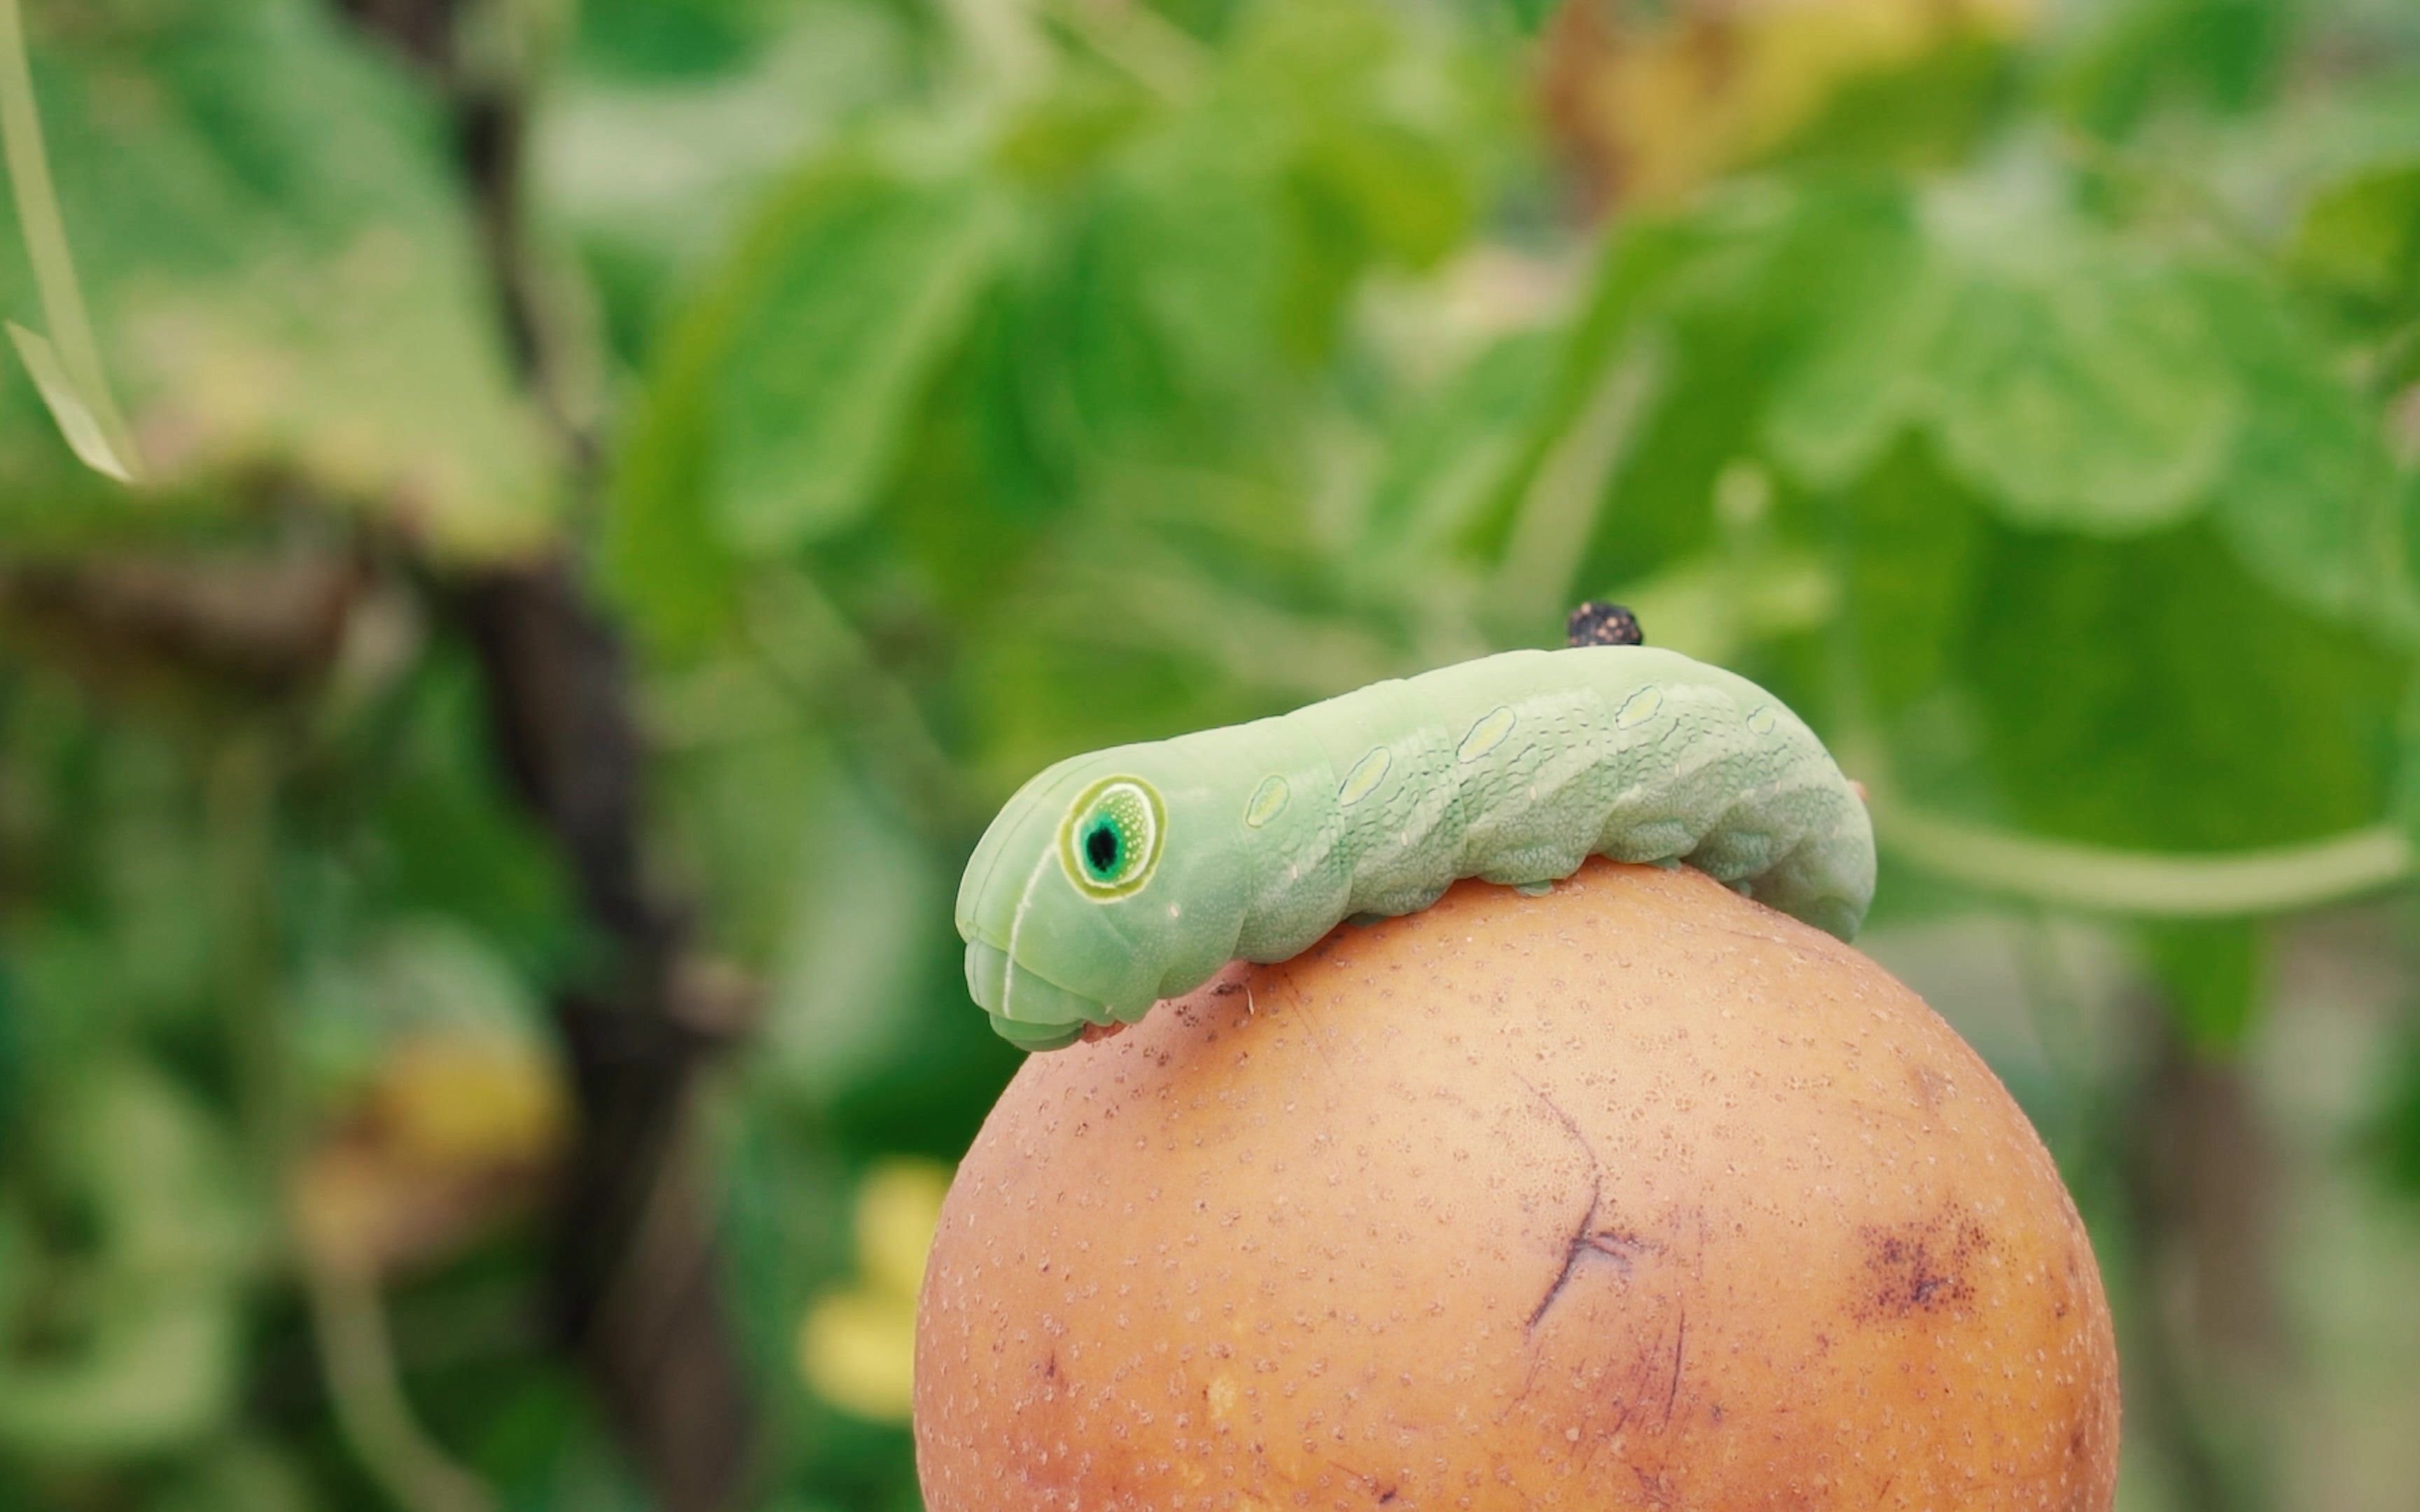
[0,0,143,482]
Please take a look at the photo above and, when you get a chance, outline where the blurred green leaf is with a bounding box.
[2139,918,2266,1053]
[144,1437,315,1512]
[2290,158,2420,307]
[1457,204,1744,568]
[1341,178,1869,638]
[1293,115,1471,275]
[664,714,838,961]
[0,1289,242,1461]
[0,0,144,485]
[1771,183,2236,534]
[2188,265,2415,634]
[1926,262,2230,532]
[0,0,553,554]
[574,0,784,79]
[1482,181,1916,605]
[1360,328,1559,566]
[548,3,922,368]
[2368,1016,2420,1202]
[0,1058,254,1460]
[1490,0,1558,34]
[959,596,1291,794]
[712,173,1011,554]
[1963,520,2402,850]
[875,282,1068,605]
[0,961,17,1146]
[2396,667,2420,853]
[356,660,576,974]
[459,1372,655,1512]
[604,166,1009,645]
[1021,118,1293,456]
[4,730,219,1037]
[2059,0,2295,139]
[762,780,945,1100]
[1600,543,1838,671]
[1244,0,1484,346]
[1827,440,1991,719]
[1763,29,2015,178]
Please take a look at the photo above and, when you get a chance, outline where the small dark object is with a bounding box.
[1566,601,1643,648]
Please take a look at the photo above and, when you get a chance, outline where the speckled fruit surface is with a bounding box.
[915,859,2120,1511]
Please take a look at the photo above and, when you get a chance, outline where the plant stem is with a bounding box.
[325,0,763,1501]
[1492,341,1661,628]
[1866,788,2412,918]
[209,732,494,1512]
[298,1256,496,1512]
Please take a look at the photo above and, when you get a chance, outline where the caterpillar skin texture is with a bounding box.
[956,645,1876,1051]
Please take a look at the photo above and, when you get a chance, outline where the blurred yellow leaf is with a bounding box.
[374,1035,569,1170]
[796,1289,919,1424]
[852,1157,953,1301]
[1544,0,2034,206]
[795,1158,952,1421]
[291,1032,569,1277]
[0,1,558,556]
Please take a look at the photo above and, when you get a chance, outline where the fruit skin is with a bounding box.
[915,859,2119,1511]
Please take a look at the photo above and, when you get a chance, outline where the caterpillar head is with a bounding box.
[957,748,1249,1050]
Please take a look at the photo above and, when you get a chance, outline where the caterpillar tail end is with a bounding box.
[1799,894,1867,945]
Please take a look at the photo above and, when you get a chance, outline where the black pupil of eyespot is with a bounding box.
[1085,821,1120,875]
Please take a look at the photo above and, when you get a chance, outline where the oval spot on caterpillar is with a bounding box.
[1616,685,1665,729]
[1244,775,1291,828]
[1457,706,1516,763]
[1337,748,1392,806]
[1746,705,1779,735]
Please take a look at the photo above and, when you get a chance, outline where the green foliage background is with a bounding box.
[1,0,2419,1508]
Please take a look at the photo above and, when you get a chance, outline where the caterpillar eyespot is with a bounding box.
[1056,777,1164,899]
[957,645,1875,1051]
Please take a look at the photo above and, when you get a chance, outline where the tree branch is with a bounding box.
[326,2,763,1506]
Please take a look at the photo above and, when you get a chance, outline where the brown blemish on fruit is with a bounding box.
[1910,1062,1955,1111]
[1859,1212,1991,1319]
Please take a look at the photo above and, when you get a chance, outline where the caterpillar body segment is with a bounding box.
[956,646,1875,1049]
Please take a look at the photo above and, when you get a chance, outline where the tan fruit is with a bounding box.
[915,859,2119,1511]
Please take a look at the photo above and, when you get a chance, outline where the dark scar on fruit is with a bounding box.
[1517,1077,1657,1332]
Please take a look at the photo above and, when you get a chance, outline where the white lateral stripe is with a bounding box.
[1000,846,1057,1022]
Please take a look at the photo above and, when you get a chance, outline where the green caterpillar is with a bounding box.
[957,629,1874,1050]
